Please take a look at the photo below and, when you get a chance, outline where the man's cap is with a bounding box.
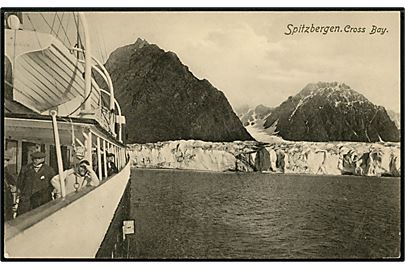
[79,159,90,166]
[106,152,115,157]
[31,151,46,159]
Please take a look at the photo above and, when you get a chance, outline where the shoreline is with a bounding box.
[131,167,401,179]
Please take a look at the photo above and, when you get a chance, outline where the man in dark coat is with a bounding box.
[107,152,118,176]
[17,151,56,215]
[4,151,17,221]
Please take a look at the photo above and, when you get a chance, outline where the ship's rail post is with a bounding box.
[115,145,120,170]
[113,144,116,169]
[122,148,125,167]
[50,110,66,198]
[113,145,117,169]
[121,148,124,167]
[118,148,122,169]
[118,148,121,170]
[120,148,125,169]
[121,148,125,167]
[113,144,117,169]
[118,148,122,170]
[84,129,92,168]
[102,139,107,179]
[96,136,102,180]
[107,141,111,171]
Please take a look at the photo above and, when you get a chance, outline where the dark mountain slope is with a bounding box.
[102,38,253,143]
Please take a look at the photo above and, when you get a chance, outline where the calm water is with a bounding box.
[128,168,401,259]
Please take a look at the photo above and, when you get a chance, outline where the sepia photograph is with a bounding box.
[1,7,403,261]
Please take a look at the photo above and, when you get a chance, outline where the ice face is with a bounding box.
[128,140,400,176]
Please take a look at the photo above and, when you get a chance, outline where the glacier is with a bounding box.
[128,139,400,176]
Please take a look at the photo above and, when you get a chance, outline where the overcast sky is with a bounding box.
[87,11,400,112]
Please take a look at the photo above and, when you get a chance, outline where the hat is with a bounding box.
[79,159,90,166]
[106,152,115,157]
[31,151,46,159]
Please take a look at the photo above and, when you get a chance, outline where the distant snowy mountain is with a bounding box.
[235,104,283,143]
[236,104,273,127]
[264,82,399,142]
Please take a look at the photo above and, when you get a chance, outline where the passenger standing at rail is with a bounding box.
[106,152,118,176]
[17,151,56,215]
[4,151,17,221]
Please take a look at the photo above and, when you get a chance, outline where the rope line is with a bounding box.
[66,82,93,117]
[38,13,54,33]
[25,14,43,49]
[61,13,72,45]
[55,12,74,46]
[55,12,65,39]
[73,12,84,59]
[50,12,57,34]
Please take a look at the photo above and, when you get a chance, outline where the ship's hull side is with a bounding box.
[4,162,131,258]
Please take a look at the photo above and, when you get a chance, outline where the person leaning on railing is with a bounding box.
[51,159,100,198]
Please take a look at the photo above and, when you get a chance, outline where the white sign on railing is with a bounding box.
[122,220,135,240]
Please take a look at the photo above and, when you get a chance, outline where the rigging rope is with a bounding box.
[61,13,72,45]
[39,13,54,33]
[38,12,73,47]
[55,12,65,40]
[50,12,57,35]
[66,82,94,117]
[73,12,84,59]
[25,14,43,49]
[55,12,73,46]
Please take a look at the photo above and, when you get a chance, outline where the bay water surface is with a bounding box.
[128,168,400,259]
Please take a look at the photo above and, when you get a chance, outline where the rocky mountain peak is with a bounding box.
[101,40,253,143]
[264,82,399,142]
[133,37,149,49]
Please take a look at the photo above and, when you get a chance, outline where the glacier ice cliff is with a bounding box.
[129,140,400,176]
